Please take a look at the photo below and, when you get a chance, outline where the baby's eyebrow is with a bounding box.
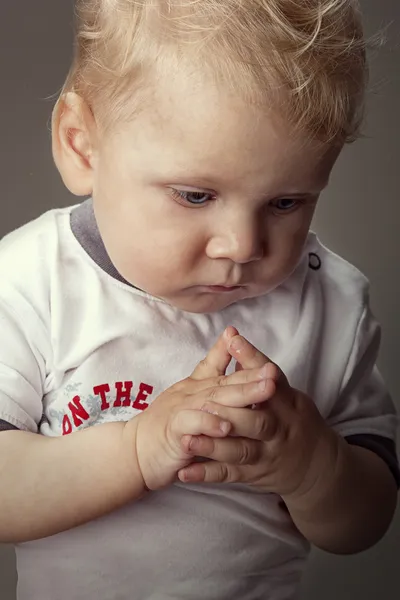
[269,189,326,199]
[164,174,222,189]
[269,180,330,198]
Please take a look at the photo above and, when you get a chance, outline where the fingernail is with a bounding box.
[230,337,245,352]
[258,364,269,379]
[201,404,219,415]
[257,380,267,392]
[189,437,199,451]
[179,469,192,483]
[220,421,231,434]
[224,327,235,340]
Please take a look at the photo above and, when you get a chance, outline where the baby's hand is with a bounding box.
[178,334,337,499]
[130,330,273,491]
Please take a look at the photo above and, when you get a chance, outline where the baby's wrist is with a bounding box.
[121,417,150,497]
[282,426,346,514]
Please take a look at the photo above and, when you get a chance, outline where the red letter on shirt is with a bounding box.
[68,396,90,427]
[94,383,111,411]
[113,381,133,408]
[62,415,73,436]
[133,383,153,411]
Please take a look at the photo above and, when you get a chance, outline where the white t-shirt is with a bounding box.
[0,202,397,600]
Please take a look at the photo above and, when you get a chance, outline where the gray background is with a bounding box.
[0,1,398,598]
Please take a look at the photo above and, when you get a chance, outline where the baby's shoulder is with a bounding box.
[306,232,370,309]
[1,205,72,256]
[0,205,75,267]
[0,205,77,307]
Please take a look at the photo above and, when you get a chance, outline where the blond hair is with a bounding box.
[62,0,367,144]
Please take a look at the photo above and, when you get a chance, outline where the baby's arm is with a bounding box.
[283,439,398,554]
[0,420,144,543]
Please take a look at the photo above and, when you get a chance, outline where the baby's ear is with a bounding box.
[52,92,97,196]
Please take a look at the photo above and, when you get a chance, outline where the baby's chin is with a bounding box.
[165,287,267,314]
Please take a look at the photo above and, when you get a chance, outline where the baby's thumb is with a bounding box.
[191,326,238,380]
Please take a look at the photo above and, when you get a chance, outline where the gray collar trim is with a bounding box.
[70,199,132,287]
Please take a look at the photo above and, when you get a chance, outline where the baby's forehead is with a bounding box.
[139,72,319,146]
[136,68,279,139]
[106,79,333,196]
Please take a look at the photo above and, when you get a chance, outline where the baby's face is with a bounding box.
[90,70,339,313]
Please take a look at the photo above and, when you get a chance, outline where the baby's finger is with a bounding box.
[221,362,276,387]
[201,403,279,441]
[197,363,273,392]
[178,461,240,485]
[170,362,271,399]
[182,435,262,466]
[229,336,289,388]
[184,364,272,395]
[196,378,275,409]
[191,326,239,380]
[171,409,232,440]
[229,335,271,369]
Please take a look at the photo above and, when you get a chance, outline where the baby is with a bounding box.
[0,1,398,599]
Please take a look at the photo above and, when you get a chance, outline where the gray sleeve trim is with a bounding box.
[345,434,400,488]
[0,419,19,432]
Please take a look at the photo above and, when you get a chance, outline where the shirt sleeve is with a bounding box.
[345,434,399,487]
[0,294,47,432]
[327,300,398,443]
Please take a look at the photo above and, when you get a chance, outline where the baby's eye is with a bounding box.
[170,189,214,206]
[272,198,300,212]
